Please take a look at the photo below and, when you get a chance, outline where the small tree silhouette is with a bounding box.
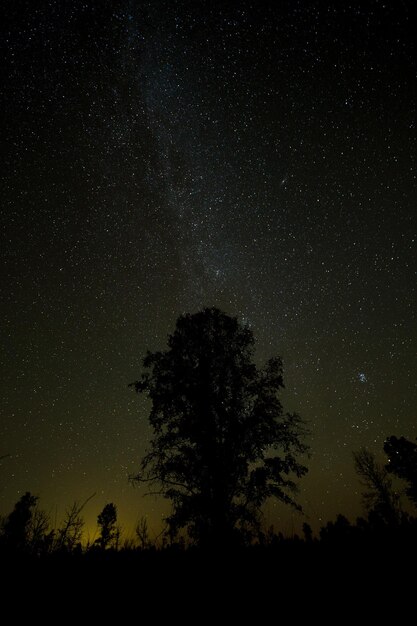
[97,503,120,549]
[135,516,150,549]
[55,494,95,552]
[302,521,313,542]
[131,308,309,547]
[1,491,38,552]
[320,514,354,543]
[353,448,400,526]
[28,507,52,556]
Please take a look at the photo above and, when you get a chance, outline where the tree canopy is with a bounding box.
[131,308,309,546]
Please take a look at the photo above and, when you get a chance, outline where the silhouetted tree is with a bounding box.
[384,435,417,506]
[55,494,94,552]
[131,308,309,546]
[96,503,120,549]
[56,502,84,552]
[320,514,354,543]
[353,448,400,525]
[28,507,53,556]
[302,522,313,542]
[135,516,150,549]
[1,492,38,552]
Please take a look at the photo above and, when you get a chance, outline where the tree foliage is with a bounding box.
[320,514,354,543]
[1,491,38,552]
[0,492,53,555]
[131,308,309,545]
[97,503,120,549]
[353,448,400,525]
[384,435,417,506]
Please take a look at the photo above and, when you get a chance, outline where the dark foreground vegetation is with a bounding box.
[1,492,416,619]
[1,529,416,621]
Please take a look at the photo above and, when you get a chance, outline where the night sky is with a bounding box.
[1,0,416,540]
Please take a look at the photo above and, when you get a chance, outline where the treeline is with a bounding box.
[1,434,416,558]
[0,495,155,557]
[0,494,110,556]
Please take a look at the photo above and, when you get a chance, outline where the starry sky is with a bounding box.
[1,0,416,539]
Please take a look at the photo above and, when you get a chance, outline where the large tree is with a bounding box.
[131,308,309,546]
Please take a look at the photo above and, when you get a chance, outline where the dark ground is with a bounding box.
[2,541,415,620]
